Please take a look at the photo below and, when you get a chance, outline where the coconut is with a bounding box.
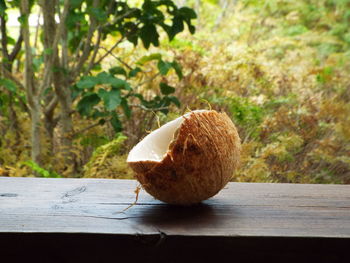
[127,110,241,205]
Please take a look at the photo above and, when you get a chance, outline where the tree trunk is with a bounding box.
[40,0,75,175]
[43,95,58,154]
[8,96,21,145]
[20,0,42,165]
[54,77,75,175]
[56,3,75,175]
[60,97,74,173]
[30,101,42,164]
[41,0,57,155]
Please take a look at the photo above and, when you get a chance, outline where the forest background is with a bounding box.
[0,0,349,184]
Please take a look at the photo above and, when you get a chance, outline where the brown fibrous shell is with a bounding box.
[128,110,241,205]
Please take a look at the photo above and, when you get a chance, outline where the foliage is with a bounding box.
[165,0,350,184]
[22,161,61,178]
[74,54,182,131]
[83,133,131,178]
[67,0,195,131]
[1,0,349,184]
[0,0,196,176]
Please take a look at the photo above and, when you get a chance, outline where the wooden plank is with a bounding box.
[1,177,350,262]
[0,177,349,237]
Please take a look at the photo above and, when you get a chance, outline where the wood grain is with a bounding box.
[0,177,349,237]
[0,177,349,262]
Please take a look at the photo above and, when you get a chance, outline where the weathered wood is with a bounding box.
[0,177,349,262]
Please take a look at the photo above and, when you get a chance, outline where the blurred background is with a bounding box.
[0,0,349,184]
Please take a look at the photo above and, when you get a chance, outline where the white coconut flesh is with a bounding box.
[127,110,208,162]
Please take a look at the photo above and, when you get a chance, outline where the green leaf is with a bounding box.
[129,67,142,77]
[0,93,9,107]
[171,61,183,80]
[160,22,172,40]
[0,78,17,93]
[44,48,53,55]
[53,66,68,75]
[137,53,162,65]
[109,77,131,90]
[123,82,132,91]
[96,71,110,83]
[0,0,6,16]
[91,109,109,119]
[160,82,175,95]
[89,7,108,22]
[70,85,82,100]
[77,93,100,116]
[18,14,27,26]
[142,0,154,11]
[121,98,132,118]
[140,24,159,49]
[98,88,121,111]
[33,56,44,72]
[66,12,86,28]
[187,24,195,34]
[7,36,15,46]
[179,7,197,19]
[157,60,172,75]
[70,0,84,9]
[133,93,144,100]
[109,66,127,76]
[110,113,122,132]
[96,72,130,89]
[91,64,102,71]
[76,76,98,89]
[168,95,181,108]
[170,16,184,39]
[126,32,138,46]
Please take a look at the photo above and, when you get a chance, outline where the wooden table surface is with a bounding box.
[1,177,349,262]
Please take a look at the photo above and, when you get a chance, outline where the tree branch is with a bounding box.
[44,94,58,116]
[100,46,133,70]
[1,14,23,72]
[103,8,138,28]
[136,72,161,88]
[38,0,70,96]
[33,10,41,49]
[91,21,139,71]
[61,25,69,75]
[75,6,139,78]
[0,15,10,63]
[93,36,125,67]
[72,0,99,78]
[9,33,23,62]
[20,0,35,108]
[85,27,102,75]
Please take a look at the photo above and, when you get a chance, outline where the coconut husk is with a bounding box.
[128,110,241,205]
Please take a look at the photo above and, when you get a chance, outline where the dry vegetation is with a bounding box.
[1,0,349,184]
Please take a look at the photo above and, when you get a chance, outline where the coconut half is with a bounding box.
[127,110,241,205]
